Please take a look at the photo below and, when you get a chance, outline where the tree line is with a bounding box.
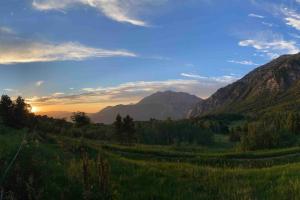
[0,95,215,147]
[0,95,33,129]
[230,112,300,150]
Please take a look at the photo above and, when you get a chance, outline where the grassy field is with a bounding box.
[2,131,300,199]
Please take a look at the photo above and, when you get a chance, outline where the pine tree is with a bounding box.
[114,114,124,143]
[71,112,91,127]
[14,96,30,128]
[0,95,14,127]
[123,115,135,144]
[287,112,296,134]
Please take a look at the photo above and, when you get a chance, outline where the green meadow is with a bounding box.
[2,129,300,200]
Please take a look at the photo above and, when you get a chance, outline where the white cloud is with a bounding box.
[180,73,206,79]
[32,0,165,26]
[282,8,300,30]
[180,73,240,83]
[53,92,65,96]
[248,13,265,19]
[227,60,259,66]
[0,41,137,64]
[286,17,300,30]
[36,81,45,86]
[239,38,299,59]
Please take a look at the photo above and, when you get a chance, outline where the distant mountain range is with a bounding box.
[39,53,300,123]
[90,91,202,124]
[38,91,202,124]
[190,53,300,117]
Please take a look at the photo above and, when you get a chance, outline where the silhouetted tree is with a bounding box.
[114,114,124,143]
[14,96,31,128]
[0,95,14,127]
[71,112,91,127]
[123,115,135,144]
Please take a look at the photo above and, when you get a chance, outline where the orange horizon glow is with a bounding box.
[32,100,140,114]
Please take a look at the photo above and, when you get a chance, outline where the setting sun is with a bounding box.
[31,106,39,113]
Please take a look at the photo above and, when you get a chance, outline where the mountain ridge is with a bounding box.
[190,53,300,117]
[91,91,202,124]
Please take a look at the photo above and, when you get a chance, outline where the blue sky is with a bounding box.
[1,0,300,112]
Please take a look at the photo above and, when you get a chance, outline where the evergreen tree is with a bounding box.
[287,112,297,134]
[114,114,124,143]
[0,95,14,127]
[123,115,135,144]
[14,96,30,128]
[71,112,91,127]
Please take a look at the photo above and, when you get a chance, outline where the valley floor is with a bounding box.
[2,130,300,199]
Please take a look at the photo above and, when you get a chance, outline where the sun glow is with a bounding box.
[31,106,39,113]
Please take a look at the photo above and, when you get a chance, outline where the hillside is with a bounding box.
[190,53,300,117]
[91,91,202,124]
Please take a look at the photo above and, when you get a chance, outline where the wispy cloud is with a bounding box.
[0,41,137,64]
[180,73,240,83]
[3,88,16,92]
[27,77,238,108]
[0,27,15,35]
[262,22,273,27]
[36,81,45,86]
[239,35,299,59]
[28,79,201,106]
[227,60,259,66]
[3,88,21,96]
[52,92,65,96]
[248,13,265,19]
[180,73,205,79]
[282,8,300,31]
[32,0,165,26]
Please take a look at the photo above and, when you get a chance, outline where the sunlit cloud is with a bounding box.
[282,8,300,31]
[52,92,65,96]
[0,40,137,65]
[180,73,205,79]
[32,0,166,26]
[27,77,239,109]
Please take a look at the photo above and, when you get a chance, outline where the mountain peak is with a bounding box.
[138,90,201,105]
[91,91,202,124]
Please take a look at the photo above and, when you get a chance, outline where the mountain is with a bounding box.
[91,91,202,124]
[190,53,300,117]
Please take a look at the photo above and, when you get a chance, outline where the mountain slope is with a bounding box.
[190,53,300,117]
[91,91,202,124]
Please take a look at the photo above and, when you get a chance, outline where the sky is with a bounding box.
[1,0,300,113]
